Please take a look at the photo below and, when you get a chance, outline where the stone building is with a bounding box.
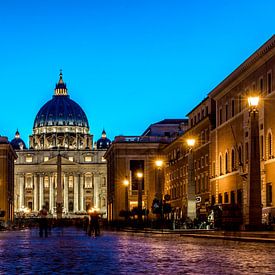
[12,72,110,218]
[209,35,275,228]
[104,119,187,222]
[0,136,17,225]
[163,97,215,221]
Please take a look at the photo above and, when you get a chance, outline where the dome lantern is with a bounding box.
[54,70,68,96]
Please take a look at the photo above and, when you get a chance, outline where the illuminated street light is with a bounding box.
[248,96,259,109]
[123,177,130,218]
[155,160,163,168]
[186,138,195,148]
[136,171,143,225]
[155,159,164,229]
[137,172,143,178]
[186,138,196,221]
[247,95,262,229]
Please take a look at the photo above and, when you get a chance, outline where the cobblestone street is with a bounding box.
[0,227,274,274]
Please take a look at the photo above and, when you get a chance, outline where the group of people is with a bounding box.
[85,212,101,237]
[38,205,101,238]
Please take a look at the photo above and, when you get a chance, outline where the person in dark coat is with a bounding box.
[39,205,48,237]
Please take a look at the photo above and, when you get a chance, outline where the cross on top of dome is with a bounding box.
[55,70,68,96]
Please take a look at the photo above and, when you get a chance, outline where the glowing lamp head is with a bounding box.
[137,172,143,179]
[123,178,129,186]
[187,138,195,147]
[155,160,163,168]
[248,96,259,109]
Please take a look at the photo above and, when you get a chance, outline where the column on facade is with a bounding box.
[19,174,25,209]
[49,174,54,213]
[39,174,44,210]
[33,174,39,211]
[74,174,79,212]
[79,174,84,211]
[94,174,100,209]
[64,174,69,213]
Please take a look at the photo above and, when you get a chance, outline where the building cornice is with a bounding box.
[209,35,275,99]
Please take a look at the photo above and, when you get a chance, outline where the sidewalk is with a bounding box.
[119,227,275,243]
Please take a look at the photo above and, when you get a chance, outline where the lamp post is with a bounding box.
[137,171,143,225]
[186,138,196,221]
[247,96,262,229]
[123,177,129,217]
[155,160,164,229]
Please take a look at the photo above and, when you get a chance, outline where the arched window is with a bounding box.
[225,152,228,173]
[268,132,272,158]
[238,145,242,165]
[220,155,223,175]
[231,149,235,171]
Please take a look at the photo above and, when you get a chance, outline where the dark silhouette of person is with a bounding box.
[39,205,48,237]
[88,212,100,237]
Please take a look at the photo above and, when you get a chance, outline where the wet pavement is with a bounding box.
[0,227,274,274]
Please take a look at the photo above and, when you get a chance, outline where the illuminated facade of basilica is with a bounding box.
[11,72,110,218]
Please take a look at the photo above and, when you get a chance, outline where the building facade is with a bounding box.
[105,119,187,221]
[12,72,110,218]
[209,35,275,228]
[105,35,275,228]
[0,136,17,225]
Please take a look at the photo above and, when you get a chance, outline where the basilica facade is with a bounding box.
[12,72,110,218]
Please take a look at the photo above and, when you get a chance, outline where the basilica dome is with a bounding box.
[29,71,93,150]
[33,72,89,129]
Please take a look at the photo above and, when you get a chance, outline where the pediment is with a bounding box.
[42,156,77,165]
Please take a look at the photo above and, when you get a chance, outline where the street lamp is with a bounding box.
[186,138,196,221]
[123,177,129,214]
[155,159,164,229]
[137,171,143,225]
[247,95,262,229]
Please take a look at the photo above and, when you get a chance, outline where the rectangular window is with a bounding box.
[238,94,242,112]
[211,195,215,205]
[267,72,272,94]
[260,135,264,159]
[245,142,249,163]
[84,156,92,162]
[69,176,74,188]
[219,108,222,125]
[225,104,228,121]
[267,183,272,206]
[26,176,33,188]
[212,161,216,177]
[206,106,209,115]
[237,189,242,205]
[224,192,229,203]
[26,156,33,163]
[44,176,49,188]
[231,191,235,204]
[218,193,222,204]
[260,77,264,94]
[231,99,235,117]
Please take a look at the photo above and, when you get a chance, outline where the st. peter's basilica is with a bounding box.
[11,72,111,218]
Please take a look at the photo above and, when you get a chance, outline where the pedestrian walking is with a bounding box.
[39,205,48,237]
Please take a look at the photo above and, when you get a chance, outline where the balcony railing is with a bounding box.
[113,135,175,144]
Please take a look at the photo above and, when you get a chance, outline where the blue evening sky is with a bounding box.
[0,0,274,145]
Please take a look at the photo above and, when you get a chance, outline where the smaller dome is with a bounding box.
[97,129,111,149]
[10,130,27,150]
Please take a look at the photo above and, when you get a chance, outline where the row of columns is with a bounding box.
[17,173,103,213]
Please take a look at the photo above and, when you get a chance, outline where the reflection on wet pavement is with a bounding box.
[0,227,274,274]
